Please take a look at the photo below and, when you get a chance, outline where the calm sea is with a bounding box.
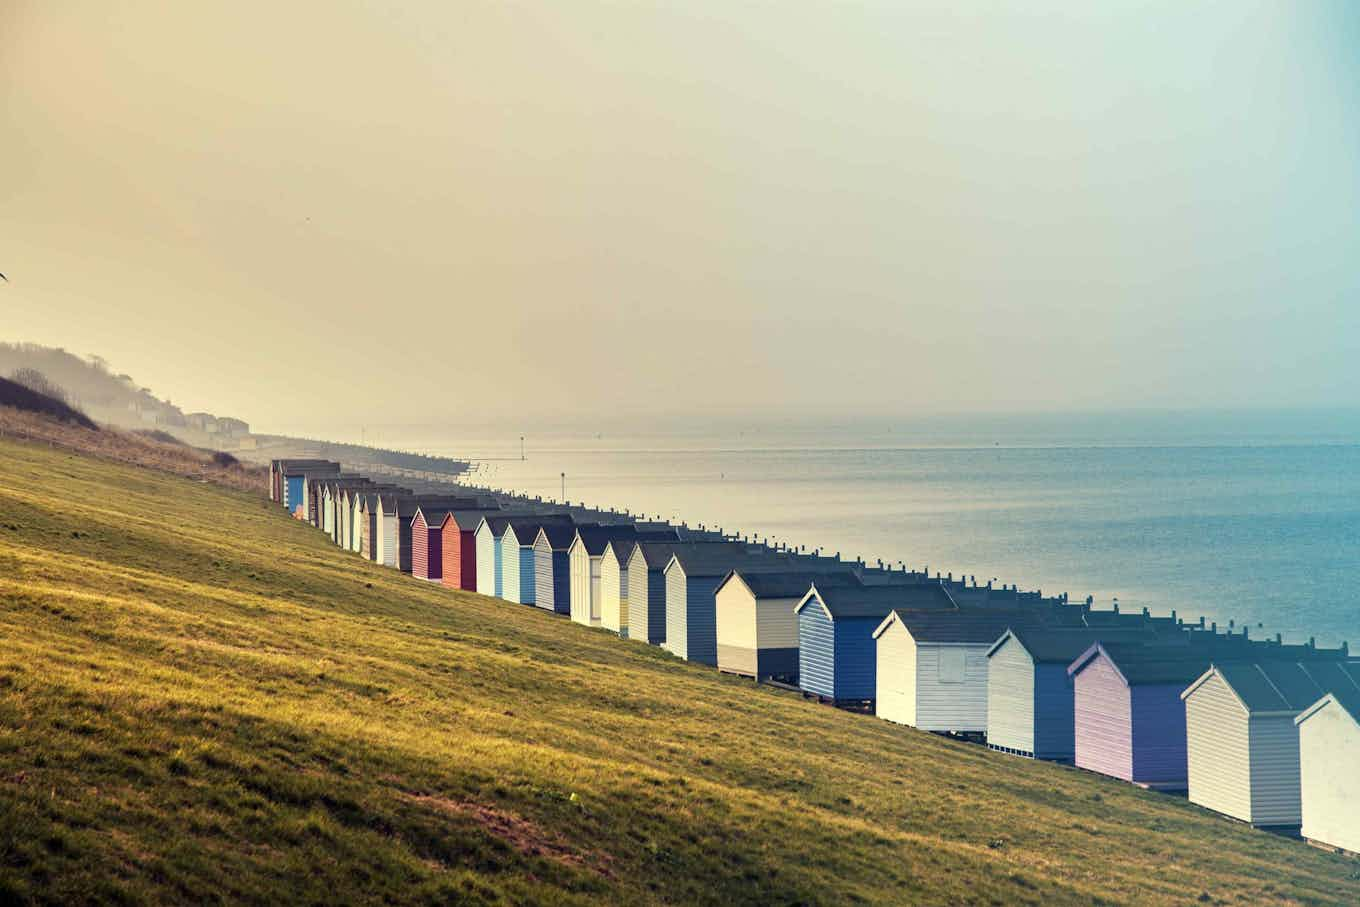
[338,411,1360,648]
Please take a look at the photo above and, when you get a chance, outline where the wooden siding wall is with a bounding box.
[715,582,758,677]
[1298,701,1360,853]
[600,551,625,635]
[493,533,505,598]
[1073,655,1134,782]
[569,545,591,625]
[831,618,881,704]
[533,538,556,613]
[397,517,414,574]
[987,638,1035,754]
[626,558,666,646]
[1185,673,1252,822]
[675,577,720,666]
[381,515,397,568]
[285,477,303,513]
[1130,685,1189,787]
[874,621,917,726]
[410,513,430,580]
[440,524,462,588]
[502,535,522,603]
[1248,715,1305,826]
[914,644,990,733]
[1033,664,1079,761]
[515,544,536,604]
[589,557,603,625]
[663,569,688,660]
[798,604,836,699]
[476,526,496,596]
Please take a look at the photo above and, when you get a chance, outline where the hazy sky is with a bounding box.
[3,2,1358,433]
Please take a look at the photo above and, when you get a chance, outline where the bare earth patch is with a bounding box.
[400,791,615,878]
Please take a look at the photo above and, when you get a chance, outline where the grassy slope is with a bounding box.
[0,438,1356,906]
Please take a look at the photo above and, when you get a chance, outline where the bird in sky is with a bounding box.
[0,272,7,281]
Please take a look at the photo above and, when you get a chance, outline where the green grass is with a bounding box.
[0,437,1356,905]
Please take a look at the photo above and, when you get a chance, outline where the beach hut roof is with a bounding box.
[875,608,1042,643]
[986,626,1159,662]
[538,522,587,549]
[438,508,504,530]
[720,570,855,600]
[1068,642,1210,685]
[396,496,483,518]
[1208,660,1337,712]
[807,581,955,621]
[1296,683,1360,726]
[605,537,637,562]
[666,544,790,579]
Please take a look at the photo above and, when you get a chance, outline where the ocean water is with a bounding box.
[349,412,1360,648]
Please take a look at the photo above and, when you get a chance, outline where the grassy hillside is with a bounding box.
[0,437,1356,905]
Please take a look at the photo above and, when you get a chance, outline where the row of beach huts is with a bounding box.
[269,458,1360,855]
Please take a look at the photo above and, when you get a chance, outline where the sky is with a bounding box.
[2,1,1358,435]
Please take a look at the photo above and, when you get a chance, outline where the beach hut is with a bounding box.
[356,493,377,560]
[568,527,668,627]
[438,509,498,591]
[533,524,580,615]
[1068,642,1216,789]
[396,496,478,574]
[375,492,403,567]
[985,627,1168,760]
[1183,658,1357,827]
[1296,679,1360,854]
[712,571,844,682]
[626,542,679,645]
[798,582,960,705]
[874,609,1063,734]
[663,545,786,666]
[278,460,336,516]
[600,539,635,637]
[502,518,571,604]
[410,505,460,582]
[475,517,513,597]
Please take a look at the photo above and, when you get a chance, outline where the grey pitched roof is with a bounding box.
[665,543,788,578]
[1211,661,1332,712]
[729,570,861,599]
[503,516,574,544]
[538,522,590,549]
[1075,642,1212,685]
[574,525,678,556]
[994,627,1162,663]
[813,583,957,621]
[396,496,484,518]
[887,608,1057,643]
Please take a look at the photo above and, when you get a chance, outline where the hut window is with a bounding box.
[938,649,966,683]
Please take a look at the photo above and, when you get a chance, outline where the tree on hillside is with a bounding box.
[9,368,68,404]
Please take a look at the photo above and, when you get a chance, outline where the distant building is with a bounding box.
[217,417,249,436]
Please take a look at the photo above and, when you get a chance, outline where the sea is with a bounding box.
[325,410,1360,649]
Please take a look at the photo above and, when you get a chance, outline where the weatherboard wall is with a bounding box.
[875,619,917,726]
[1185,672,1252,822]
[1032,664,1080,761]
[285,476,303,513]
[1129,685,1189,787]
[1073,653,1134,782]
[440,522,476,591]
[627,555,666,646]
[569,542,591,626]
[1298,698,1360,853]
[1247,714,1305,826]
[476,524,496,596]
[986,636,1035,754]
[915,645,990,733]
[600,548,626,635]
[502,532,523,604]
